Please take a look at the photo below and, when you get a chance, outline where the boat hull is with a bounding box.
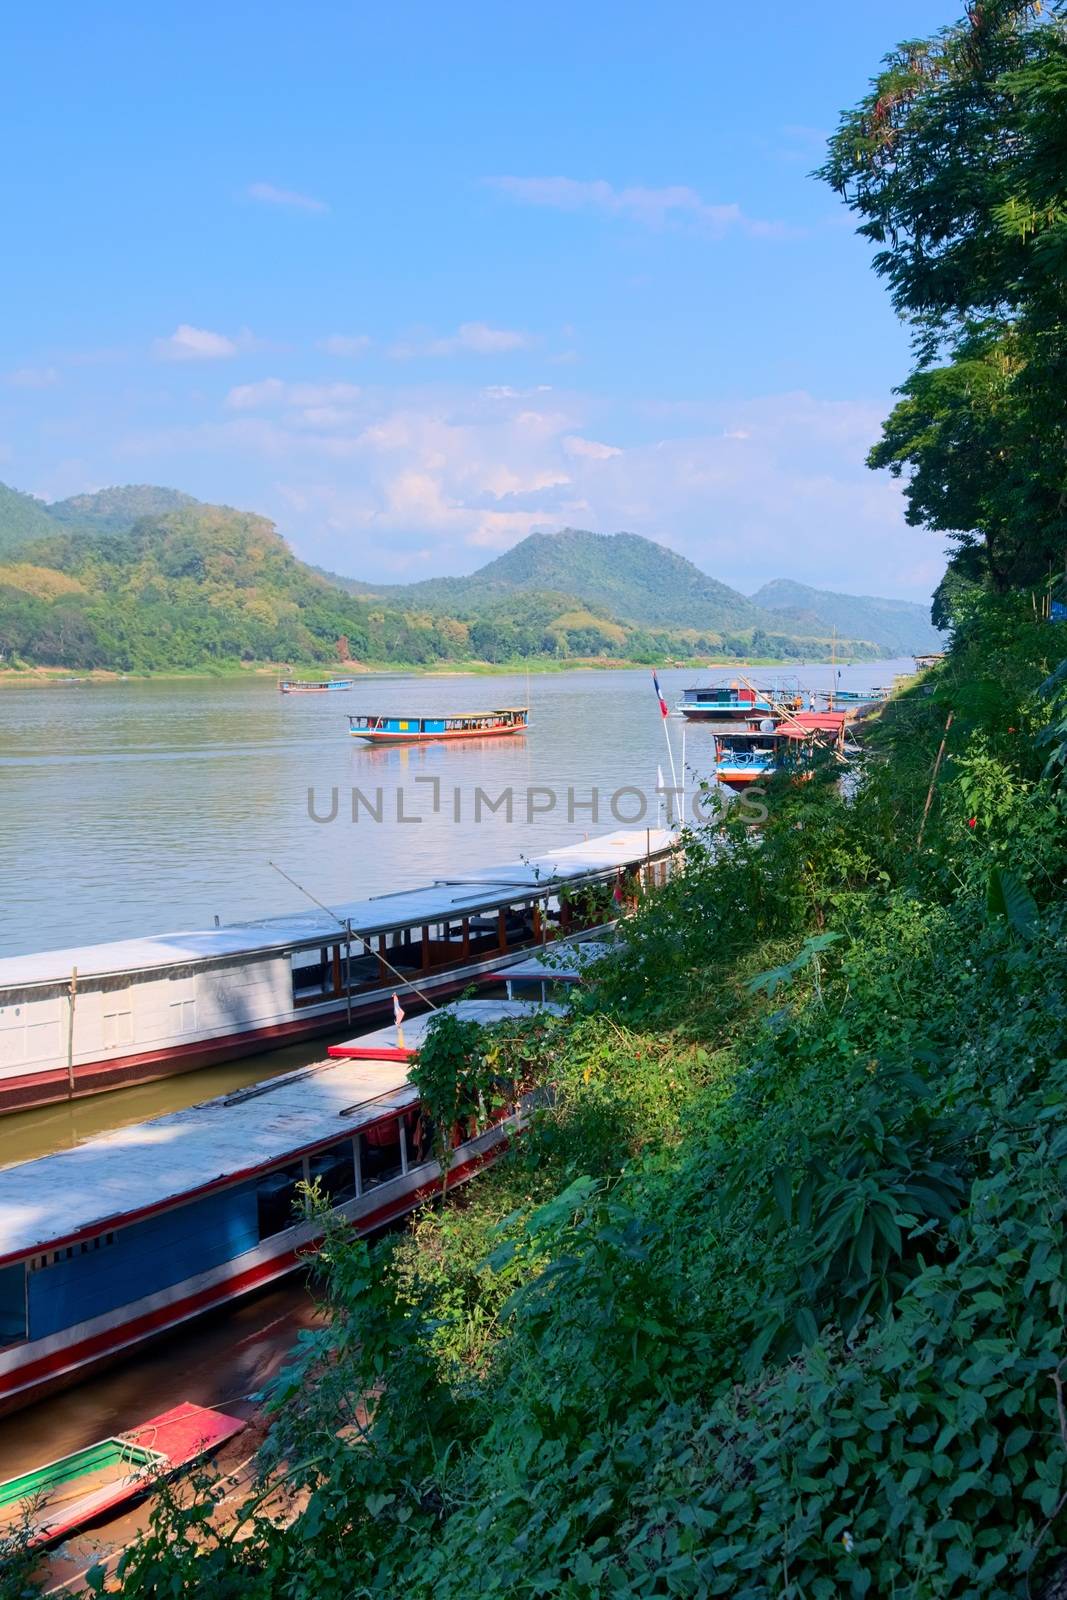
[350,725,527,744]
[0,960,528,1117]
[0,1123,512,1415]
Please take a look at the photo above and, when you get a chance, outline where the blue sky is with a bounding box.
[1,1,960,600]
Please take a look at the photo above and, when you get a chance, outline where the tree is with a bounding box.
[820,2,1067,597]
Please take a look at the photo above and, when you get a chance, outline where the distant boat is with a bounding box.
[279,678,354,694]
[677,681,803,722]
[819,687,888,707]
[349,707,529,743]
[0,1403,244,1547]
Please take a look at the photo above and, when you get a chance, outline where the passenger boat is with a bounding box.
[279,678,354,694]
[676,681,804,722]
[0,1403,244,1547]
[0,998,561,1413]
[348,706,528,743]
[819,687,888,707]
[714,711,849,791]
[0,829,676,1115]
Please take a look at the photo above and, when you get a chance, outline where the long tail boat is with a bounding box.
[0,997,569,1412]
[0,828,676,1114]
[349,706,528,743]
[0,1403,244,1546]
[279,678,354,693]
[713,711,849,790]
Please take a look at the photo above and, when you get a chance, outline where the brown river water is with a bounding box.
[0,662,908,1500]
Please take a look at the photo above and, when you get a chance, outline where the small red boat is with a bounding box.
[349,706,528,744]
[0,1402,245,1548]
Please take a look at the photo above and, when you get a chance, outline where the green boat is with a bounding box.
[0,1403,243,1548]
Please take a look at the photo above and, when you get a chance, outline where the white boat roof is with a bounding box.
[0,829,674,991]
[439,828,676,888]
[493,942,614,982]
[328,997,567,1058]
[0,999,556,1262]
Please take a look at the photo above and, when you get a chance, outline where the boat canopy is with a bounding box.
[0,999,556,1263]
[327,997,566,1059]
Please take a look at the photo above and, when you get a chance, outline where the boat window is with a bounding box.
[359,1116,404,1189]
[291,946,334,1001]
[256,1160,306,1239]
[308,1141,356,1205]
[0,1263,26,1345]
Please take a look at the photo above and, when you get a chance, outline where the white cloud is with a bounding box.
[153,324,246,362]
[391,322,534,359]
[317,334,372,357]
[118,384,934,599]
[5,366,59,389]
[485,176,784,237]
[225,379,362,411]
[247,181,328,214]
[563,434,622,461]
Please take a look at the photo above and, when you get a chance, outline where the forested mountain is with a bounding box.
[328,528,765,635]
[0,483,62,557]
[751,578,944,656]
[0,481,894,670]
[47,484,199,533]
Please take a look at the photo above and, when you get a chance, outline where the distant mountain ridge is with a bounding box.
[0,479,938,670]
[750,578,944,657]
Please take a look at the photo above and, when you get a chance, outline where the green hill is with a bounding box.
[333,528,766,635]
[0,483,64,557]
[0,480,896,672]
[47,484,200,533]
[751,578,944,657]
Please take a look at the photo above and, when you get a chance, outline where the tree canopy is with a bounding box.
[820,1,1067,599]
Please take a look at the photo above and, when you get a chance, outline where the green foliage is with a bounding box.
[820,3,1067,596]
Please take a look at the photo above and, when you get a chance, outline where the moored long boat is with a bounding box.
[0,829,676,1115]
[713,711,849,791]
[0,998,563,1413]
[279,678,354,693]
[349,706,528,743]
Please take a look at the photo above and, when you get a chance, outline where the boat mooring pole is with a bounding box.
[66,966,78,1099]
[917,711,954,849]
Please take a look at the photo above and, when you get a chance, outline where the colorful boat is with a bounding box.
[0,829,676,1114]
[713,711,849,791]
[819,687,888,707]
[0,999,563,1413]
[0,1403,244,1547]
[279,678,354,693]
[676,682,804,722]
[348,707,528,743]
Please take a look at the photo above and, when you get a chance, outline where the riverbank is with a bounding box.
[0,652,883,686]
[85,594,1067,1598]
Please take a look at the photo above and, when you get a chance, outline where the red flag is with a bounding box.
[652,670,669,719]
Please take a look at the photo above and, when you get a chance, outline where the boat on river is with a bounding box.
[676,681,804,722]
[348,707,528,743]
[0,997,565,1413]
[0,829,676,1115]
[713,711,849,790]
[819,687,889,707]
[0,1402,244,1546]
[279,678,354,694]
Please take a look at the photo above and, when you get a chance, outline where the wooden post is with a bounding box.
[917,711,954,849]
[66,967,78,1099]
